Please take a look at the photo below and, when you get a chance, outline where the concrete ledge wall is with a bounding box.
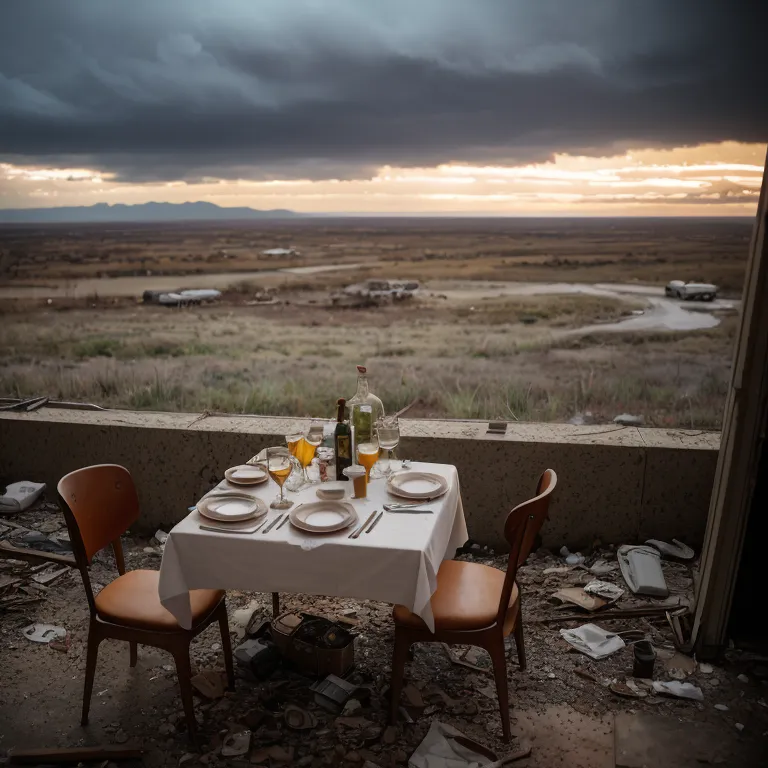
[0,410,719,550]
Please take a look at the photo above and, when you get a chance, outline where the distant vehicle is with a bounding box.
[342,279,420,300]
[142,288,222,306]
[664,280,718,301]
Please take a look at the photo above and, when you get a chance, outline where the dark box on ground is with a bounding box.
[270,612,355,677]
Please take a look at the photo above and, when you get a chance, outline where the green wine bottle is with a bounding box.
[334,398,352,480]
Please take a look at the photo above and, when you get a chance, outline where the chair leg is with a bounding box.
[81,624,101,726]
[513,614,527,671]
[272,592,280,617]
[218,604,235,690]
[489,634,511,742]
[389,631,410,725]
[172,645,198,747]
[129,641,138,668]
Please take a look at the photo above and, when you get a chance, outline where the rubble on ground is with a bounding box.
[1,500,767,766]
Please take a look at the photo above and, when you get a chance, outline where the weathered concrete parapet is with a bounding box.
[0,410,718,550]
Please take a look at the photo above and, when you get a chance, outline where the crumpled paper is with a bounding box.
[409,720,495,768]
[559,623,625,660]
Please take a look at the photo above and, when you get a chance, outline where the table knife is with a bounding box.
[349,510,377,539]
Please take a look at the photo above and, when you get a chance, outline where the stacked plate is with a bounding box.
[387,471,448,500]
[289,502,357,534]
[198,492,267,523]
[224,464,269,486]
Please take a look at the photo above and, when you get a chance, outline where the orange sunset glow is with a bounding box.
[1,141,763,216]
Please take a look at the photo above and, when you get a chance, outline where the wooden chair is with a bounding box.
[389,469,557,741]
[57,464,234,746]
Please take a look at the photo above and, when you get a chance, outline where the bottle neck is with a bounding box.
[355,376,369,399]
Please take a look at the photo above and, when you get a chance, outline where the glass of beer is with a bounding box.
[356,438,380,481]
[266,447,293,509]
[286,432,303,458]
[294,420,324,484]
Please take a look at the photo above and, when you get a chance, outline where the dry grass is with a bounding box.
[0,296,734,428]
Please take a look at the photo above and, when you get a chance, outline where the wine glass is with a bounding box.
[266,447,293,510]
[356,436,380,481]
[376,415,400,476]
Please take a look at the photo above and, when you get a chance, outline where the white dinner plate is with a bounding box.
[224,464,269,486]
[387,471,448,500]
[197,493,267,523]
[289,502,358,533]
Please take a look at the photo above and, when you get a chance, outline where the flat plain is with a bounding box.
[0,217,751,428]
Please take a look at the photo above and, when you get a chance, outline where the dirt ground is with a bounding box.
[1,501,766,767]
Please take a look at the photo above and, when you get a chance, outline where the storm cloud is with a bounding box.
[0,0,765,182]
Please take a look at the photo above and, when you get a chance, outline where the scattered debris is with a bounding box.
[559,623,626,660]
[190,670,225,699]
[8,745,143,764]
[559,546,585,566]
[153,529,169,546]
[737,673,749,684]
[588,559,619,576]
[618,545,669,597]
[652,681,704,701]
[715,704,729,711]
[610,679,648,699]
[249,745,294,765]
[552,587,608,612]
[0,481,47,514]
[735,722,744,732]
[663,650,696,679]
[283,704,317,731]
[21,623,66,643]
[31,563,69,585]
[311,674,357,713]
[633,641,656,679]
[584,580,625,602]
[409,719,530,767]
[221,729,251,757]
[699,663,714,674]
[644,539,695,560]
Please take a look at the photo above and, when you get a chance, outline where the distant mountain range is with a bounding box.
[0,201,297,223]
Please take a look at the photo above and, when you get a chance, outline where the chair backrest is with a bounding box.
[517,469,558,567]
[57,464,139,613]
[497,469,558,625]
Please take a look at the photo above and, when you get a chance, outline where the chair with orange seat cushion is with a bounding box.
[390,469,557,741]
[57,464,234,745]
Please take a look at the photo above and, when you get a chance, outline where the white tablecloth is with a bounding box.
[158,462,469,631]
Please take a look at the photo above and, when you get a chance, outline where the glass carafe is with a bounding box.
[347,365,384,445]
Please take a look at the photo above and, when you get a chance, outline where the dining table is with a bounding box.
[158,461,469,632]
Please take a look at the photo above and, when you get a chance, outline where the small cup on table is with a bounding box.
[343,465,368,499]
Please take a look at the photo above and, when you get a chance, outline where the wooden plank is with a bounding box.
[0,541,76,567]
[9,745,144,764]
[692,149,768,655]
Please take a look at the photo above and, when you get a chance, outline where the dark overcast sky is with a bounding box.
[0,0,765,182]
